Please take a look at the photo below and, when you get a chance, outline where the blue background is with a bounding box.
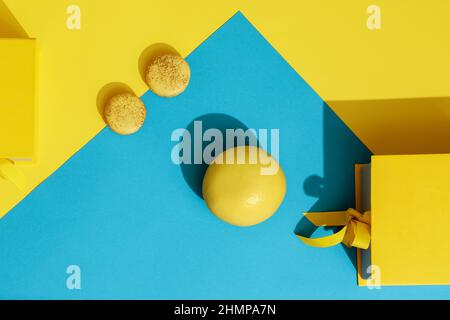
[1,12,449,299]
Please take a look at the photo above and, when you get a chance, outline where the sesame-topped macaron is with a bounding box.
[104,93,146,135]
[146,54,191,98]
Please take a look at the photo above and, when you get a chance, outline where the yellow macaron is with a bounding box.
[104,93,147,135]
[146,54,191,98]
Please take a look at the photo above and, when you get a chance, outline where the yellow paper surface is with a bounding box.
[1,0,450,218]
[329,98,450,155]
[371,154,450,286]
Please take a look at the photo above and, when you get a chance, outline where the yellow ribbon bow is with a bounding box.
[0,159,25,190]
[297,208,371,249]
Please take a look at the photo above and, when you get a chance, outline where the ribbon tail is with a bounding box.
[0,159,26,190]
[297,226,347,248]
[297,209,371,249]
[304,211,348,226]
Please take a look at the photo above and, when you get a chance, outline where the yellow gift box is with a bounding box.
[0,38,37,189]
[299,154,450,286]
[0,38,37,162]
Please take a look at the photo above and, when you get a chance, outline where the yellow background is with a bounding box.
[1,0,450,218]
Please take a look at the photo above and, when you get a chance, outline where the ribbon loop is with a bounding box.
[297,209,371,249]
